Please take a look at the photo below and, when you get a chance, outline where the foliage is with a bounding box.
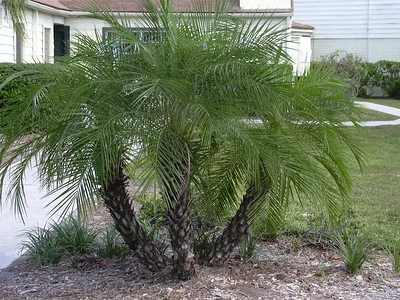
[20,226,62,266]
[313,51,368,98]
[369,61,400,99]
[300,208,364,247]
[384,243,400,273]
[2,0,364,278]
[0,63,58,134]
[50,215,98,254]
[96,226,130,259]
[137,193,165,228]
[238,233,258,261]
[330,230,370,274]
[20,217,131,265]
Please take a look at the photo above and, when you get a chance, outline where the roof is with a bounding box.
[31,0,71,11]
[292,21,314,30]
[30,0,292,13]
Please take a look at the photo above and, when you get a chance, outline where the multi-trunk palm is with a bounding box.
[0,0,363,280]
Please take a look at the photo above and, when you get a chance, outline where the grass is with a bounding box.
[357,107,399,121]
[283,101,400,246]
[350,125,400,244]
[357,98,400,109]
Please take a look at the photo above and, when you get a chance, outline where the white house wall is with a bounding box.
[293,0,400,62]
[0,3,64,63]
[0,3,14,63]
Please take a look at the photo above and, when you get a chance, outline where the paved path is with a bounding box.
[0,165,70,269]
[344,101,400,127]
[0,101,399,269]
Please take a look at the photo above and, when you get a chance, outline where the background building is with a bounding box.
[293,0,400,62]
[0,0,313,75]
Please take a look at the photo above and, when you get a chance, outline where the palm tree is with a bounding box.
[0,0,364,279]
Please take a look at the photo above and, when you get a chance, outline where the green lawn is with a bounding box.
[350,126,400,244]
[283,110,400,245]
[357,98,400,109]
[357,107,399,121]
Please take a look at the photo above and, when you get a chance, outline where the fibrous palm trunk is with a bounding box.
[207,184,264,266]
[102,165,167,271]
[162,145,196,280]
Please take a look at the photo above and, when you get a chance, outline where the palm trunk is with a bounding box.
[165,176,195,280]
[207,184,265,266]
[162,144,196,280]
[102,165,167,271]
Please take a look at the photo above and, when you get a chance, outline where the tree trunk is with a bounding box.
[207,184,262,266]
[102,165,167,271]
[162,145,196,280]
[165,177,196,280]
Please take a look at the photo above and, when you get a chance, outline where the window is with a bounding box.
[44,27,51,62]
[102,27,163,54]
[16,31,23,62]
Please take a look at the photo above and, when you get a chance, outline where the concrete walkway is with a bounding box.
[343,101,400,127]
[0,166,70,269]
[0,101,399,269]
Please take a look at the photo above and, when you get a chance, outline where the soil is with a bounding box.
[1,205,399,300]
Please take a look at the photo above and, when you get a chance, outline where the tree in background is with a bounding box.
[0,0,364,280]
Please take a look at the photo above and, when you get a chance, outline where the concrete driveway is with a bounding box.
[0,165,70,269]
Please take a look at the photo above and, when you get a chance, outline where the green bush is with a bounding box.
[20,227,62,266]
[0,62,57,133]
[313,51,369,98]
[370,60,400,99]
[50,215,98,254]
[96,226,130,259]
[20,215,99,266]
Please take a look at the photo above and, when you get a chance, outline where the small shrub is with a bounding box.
[20,227,61,266]
[371,60,400,98]
[50,215,98,254]
[193,229,215,264]
[96,226,130,259]
[137,193,165,227]
[315,264,328,277]
[300,208,364,248]
[384,243,400,273]
[238,233,258,261]
[331,230,370,274]
[313,51,369,97]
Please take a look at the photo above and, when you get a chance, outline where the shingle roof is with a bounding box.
[31,0,71,10]
[31,0,292,13]
[292,21,314,30]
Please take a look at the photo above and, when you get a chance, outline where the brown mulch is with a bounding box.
[1,205,399,300]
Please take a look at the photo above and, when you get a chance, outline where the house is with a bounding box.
[0,0,313,74]
[293,0,400,62]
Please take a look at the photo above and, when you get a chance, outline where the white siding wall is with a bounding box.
[0,4,15,63]
[0,4,62,63]
[293,0,400,62]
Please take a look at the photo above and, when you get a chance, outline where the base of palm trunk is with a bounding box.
[207,188,256,266]
[103,167,167,271]
[166,179,196,279]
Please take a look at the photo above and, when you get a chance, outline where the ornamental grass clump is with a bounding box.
[384,243,400,273]
[331,230,370,274]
